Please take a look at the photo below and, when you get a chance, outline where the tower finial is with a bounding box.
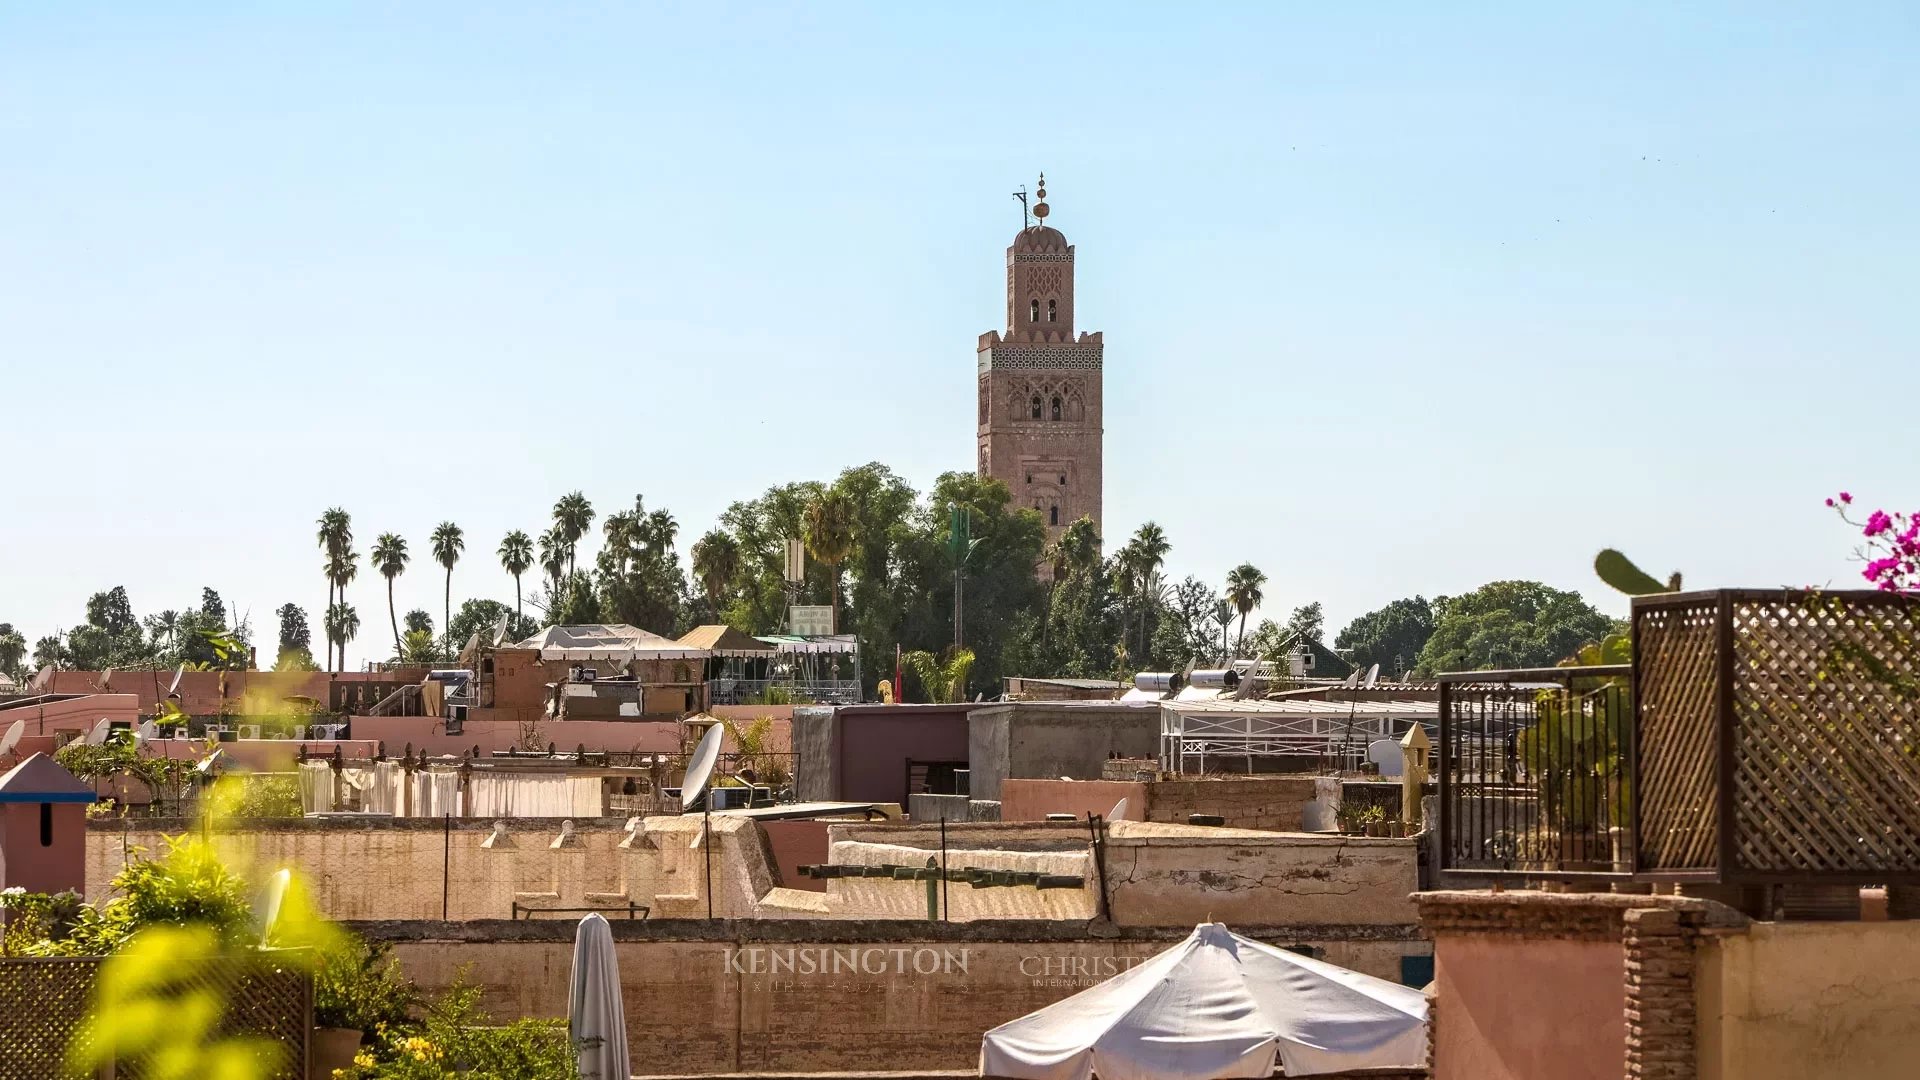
[1033,172,1050,220]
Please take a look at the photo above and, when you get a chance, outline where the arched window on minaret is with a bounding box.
[1047,299,1057,323]
[1030,395,1042,420]
[1050,505,1060,526]
[1051,396,1062,421]
[1030,299,1040,323]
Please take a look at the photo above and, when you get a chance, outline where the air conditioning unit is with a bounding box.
[237,725,261,740]
[173,727,191,740]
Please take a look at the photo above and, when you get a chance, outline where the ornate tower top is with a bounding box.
[1033,173,1049,220]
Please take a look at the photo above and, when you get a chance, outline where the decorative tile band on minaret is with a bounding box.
[975,173,1105,546]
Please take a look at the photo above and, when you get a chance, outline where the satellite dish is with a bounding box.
[86,718,111,745]
[0,719,23,759]
[680,723,726,814]
[167,665,186,697]
[100,668,115,690]
[462,632,481,658]
[1363,663,1380,689]
[32,665,54,692]
[196,749,225,776]
[1107,797,1129,822]
[257,868,292,946]
[490,612,511,646]
[136,720,158,743]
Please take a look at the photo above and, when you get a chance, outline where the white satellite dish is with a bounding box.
[196,749,225,776]
[100,668,115,690]
[257,868,292,946]
[86,718,111,745]
[681,723,726,815]
[136,720,158,744]
[1107,797,1129,823]
[167,664,186,698]
[0,719,23,759]
[490,612,511,646]
[1363,663,1380,689]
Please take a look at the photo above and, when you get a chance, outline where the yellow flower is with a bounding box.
[354,1051,377,1067]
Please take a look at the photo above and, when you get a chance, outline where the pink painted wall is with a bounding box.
[1001,779,1147,822]
[0,694,141,736]
[760,820,830,892]
[0,801,87,896]
[143,738,379,772]
[1432,934,1625,1080]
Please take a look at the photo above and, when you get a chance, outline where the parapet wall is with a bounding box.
[361,919,1430,1076]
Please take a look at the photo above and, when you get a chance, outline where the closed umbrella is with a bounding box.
[981,923,1427,1079]
[569,913,630,1080]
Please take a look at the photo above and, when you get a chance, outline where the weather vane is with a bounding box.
[1013,172,1049,229]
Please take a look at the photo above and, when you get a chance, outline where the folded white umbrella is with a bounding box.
[981,923,1427,1080]
[569,913,631,1080]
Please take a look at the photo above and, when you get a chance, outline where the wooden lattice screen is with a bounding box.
[0,952,310,1079]
[1633,589,1920,883]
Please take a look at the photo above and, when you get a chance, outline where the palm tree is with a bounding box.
[1121,522,1171,660]
[325,546,359,670]
[804,491,857,634]
[1225,563,1268,658]
[150,610,182,653]
[901,648,977,704]
[0,623,27,679]
[371,533,410,659]
[325,603,360,670]
[552,492,595,577]
[690,530,742,621]
[497,531,534,620]
[538,524,568,601]
[315,507,352,664]
[429,522,465,641]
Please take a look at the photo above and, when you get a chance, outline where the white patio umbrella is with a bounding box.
[981,923,1427,1080]
[569,913,630,1080]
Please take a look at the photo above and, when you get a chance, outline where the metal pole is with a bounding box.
[703,803,715,920]
[940,814,950,922]
[442,813,451,920]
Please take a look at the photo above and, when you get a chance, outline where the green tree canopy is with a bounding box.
[1414,581,1619,675]
[1334,596,1435,677]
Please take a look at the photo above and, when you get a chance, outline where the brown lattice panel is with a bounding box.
[1634,589,1920,883]
[0,952,310,1079]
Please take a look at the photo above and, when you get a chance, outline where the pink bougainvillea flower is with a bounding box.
[1840,492,1853,503]
[1865,510,1894,537]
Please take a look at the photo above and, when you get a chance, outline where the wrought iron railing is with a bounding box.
[1437,665,1633,880]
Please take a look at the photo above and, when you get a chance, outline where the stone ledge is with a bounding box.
[1415,889,1747,939]
[352,917,1428,945]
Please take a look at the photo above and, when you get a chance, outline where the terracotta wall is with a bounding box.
[837,708,972,806]
[374,926,1425,1076]
[760,820,829,892]
[1000,779,1146,823]
[1431,935,1624,1080]
[1000,776,1317,832]
[0,694,142,736]
[0,801,87,896]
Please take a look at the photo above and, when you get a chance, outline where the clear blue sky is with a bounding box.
[3,3,1915,668]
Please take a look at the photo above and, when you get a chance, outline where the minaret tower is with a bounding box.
[975,174,1105,544]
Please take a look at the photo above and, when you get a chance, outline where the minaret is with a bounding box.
[975,174,1105,544]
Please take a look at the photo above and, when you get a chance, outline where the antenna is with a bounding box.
[1012,184,1030,229]
[0,719,23,760]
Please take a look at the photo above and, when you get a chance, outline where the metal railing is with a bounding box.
[706,678,861,705]
[1437,666,1633,881]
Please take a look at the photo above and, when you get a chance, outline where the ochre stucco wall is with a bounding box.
[1697,921,1920,1080]
[1000,779,1146,822]
[1432,935,1624,1080]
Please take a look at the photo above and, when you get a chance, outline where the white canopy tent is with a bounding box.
[980,923,1427,1080]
